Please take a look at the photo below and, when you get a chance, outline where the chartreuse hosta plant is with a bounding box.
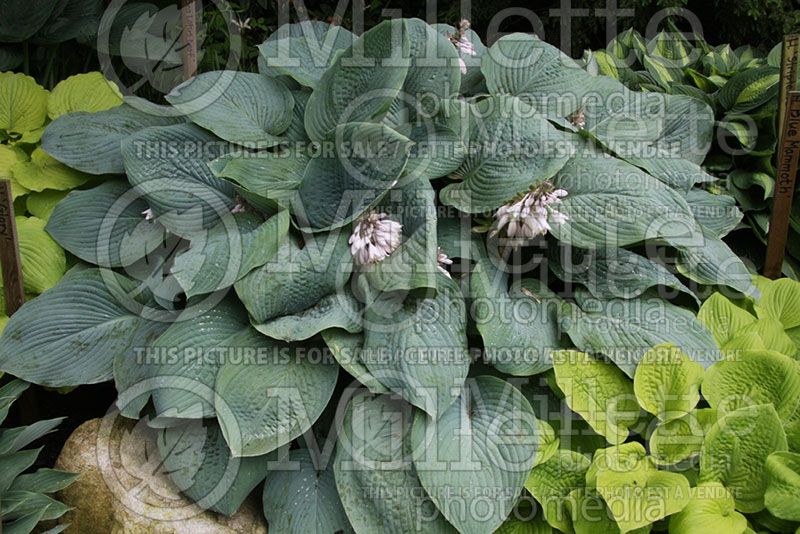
[0,71,123,333]
[0,379,77,533]
[0,17,781,533]
[585,27,799,277]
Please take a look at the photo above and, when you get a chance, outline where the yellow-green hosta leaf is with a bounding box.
[495,511,553,534]
[754,277,800,332]
[0,315,7,335]
[524,449,591,532]
[533,418,560,468]
[0,72,48,135]
[764,451,800,521]
[702,349,800,421]
[47,72,123,120]
[585,442,654,488]
[0,144,29,198]
[552,350,640,444]
[633,344,704,422]
[668,482,747,534]
[698,293,756,348]
[12,147,91,192]
[649,408,718,467]
[699,404,788,513]
[722,331,767,352]
[733,318,797,357]
[15,215,65,294]
[566,488,640,534]
[25,190,68,220]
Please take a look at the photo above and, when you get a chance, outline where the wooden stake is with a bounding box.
[180,0,199,80]
[764,91,800,278]
[777,34,799,137]
[0,179,25,315]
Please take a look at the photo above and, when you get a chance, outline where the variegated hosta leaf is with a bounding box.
[362,274,469,417]
[440,96,571,213]
[412,376,539,534]
[334,393,456,534]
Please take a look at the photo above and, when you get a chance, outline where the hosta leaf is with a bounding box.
[142,296,252,421]
[0,72,48,136]
[432,24,486,93]
[296,122,412,231]
[482,33,592,116]
[550,148,697,249]
[764,451,800,521]
[47,72,123,120]
[12,147,91,192]
[699,404,788,513]
[472,245,561,375]
[551,350,640,444]
[358,178,439,296]
[46,179,167,268]
[334,393,456,534]
[668,482,747,534]
[362,274,469,417]
[258,25,354,89]
[172,210,289,297]
[494,511,552,534]
[166,71,294,147]
[567,487,640,534]
[718,66,780,114]
[235,230,351,323]
[10,468,78,494]
[320,329,388,394]
[25,189,68,220]
[685,189,742,238]
[255,290,362,342]
[702,349,800,421]
[412,376,539,534]
[0,0,57,42]
[15,215,65,294]
[633,344,704,422]
[210,150,307,210]
[214,338,338,457]
[0,267,166,386]
[262,448,353,533]
[733,318,797,357]
[561,294,719,377]
[550,243,695,302]
[524,449,591,532]
[649,408,717,466]
[158,419,268,516]
[697,292,756,348]
[440,96,570,213]
[305,19,410,142]
[585,441,653,489]
[121,123,235,237]
[754,277,800,330]
[0,416,63,454]
[400,18,461,112]
[41,103,183,175]
[0,145,29,198]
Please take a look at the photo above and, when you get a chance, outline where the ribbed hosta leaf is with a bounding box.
[334,393,456,534]
[0,267,166,387]
[255,290,362,342]
[214,338,338,457]
[676,228,755,294]
[764,451,800,521]
[320,329,388,394]
[210,150,308,210]
[262,448,353,533]
[441,96,570,213]
[685,189,742,238]
[15,215,65,294]
[41,103,183,175]
[412,376,539,534]
[525,449,590,532]
[668,483,747,534]
[633,344,704,422]
[362,274,469,416]
[0,72,48,135]
[304,19,410,142]
[46,178,167,268]
[121,123,235,237]
[47,72,123,120]
[166,71,294,147]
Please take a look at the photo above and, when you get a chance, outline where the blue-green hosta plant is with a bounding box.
[0,17,769,533]
[0,379,77,533]
[584,27,799,277]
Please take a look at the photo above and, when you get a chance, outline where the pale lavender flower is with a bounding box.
[231,202,246,214]
[437,247,453,277]
[142,208,155,221]
[349,211,403,265]
[490,181,568,242]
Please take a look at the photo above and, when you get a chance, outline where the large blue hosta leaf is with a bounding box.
[121,122,235,237]
[166,71,294,148]
[295,122,412,231]
[304,19,410,142]
[411,376,540,534]
[214,338,339,457]
[334,393,457,533]
[0,267,167,387]
[40,103,183,175]
[362,274,470,417]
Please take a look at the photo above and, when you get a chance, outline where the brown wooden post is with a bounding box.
[777,35,799,138]
[180,0,199,80]
[0,179,25,315]
[764,91,800,278]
